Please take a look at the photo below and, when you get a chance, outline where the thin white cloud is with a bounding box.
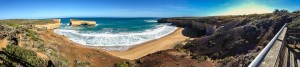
[217,2,274,15]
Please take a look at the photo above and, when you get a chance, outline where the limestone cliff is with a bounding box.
[34,19,61,30]
[70,19,96,26]
[158,17,220,36]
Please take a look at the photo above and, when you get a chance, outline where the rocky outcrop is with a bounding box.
[70,19,96,26]
[34,19,61,30]
[0,37,8,51]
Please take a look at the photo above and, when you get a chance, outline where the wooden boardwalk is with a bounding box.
[284,27,300,67]
[250,25,300,67]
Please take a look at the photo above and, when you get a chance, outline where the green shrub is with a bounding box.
[288,19,300,28]
[4,45,43,66]
[0,19,55,26]
[194,56,209,62]
[0,21,19,27]
[0,53,13,66]
[23,29,45,50]
[73,60,90,67]
[24,29,43,42]
[115,62,128,67]
[115,61,135,67]
[6,23,19,27]
[292,10,300,14]
[24,29,37,38]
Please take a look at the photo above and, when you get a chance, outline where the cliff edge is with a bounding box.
[34,19,61,30]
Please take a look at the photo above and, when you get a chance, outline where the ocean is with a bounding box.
[54,18,177,50]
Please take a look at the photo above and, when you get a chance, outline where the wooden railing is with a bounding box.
[248,23,287,67]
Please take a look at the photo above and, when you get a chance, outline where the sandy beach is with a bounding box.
[107,28,188,60]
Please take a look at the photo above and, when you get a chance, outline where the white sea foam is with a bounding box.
[54,23,177,50]
[144,20,157,22]
[60,23,66,25]
[60,23,71,26]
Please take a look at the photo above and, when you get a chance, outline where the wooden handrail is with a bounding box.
[248,23,287,67]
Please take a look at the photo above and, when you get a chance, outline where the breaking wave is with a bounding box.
[144,20,157,22]
[54,23,177,50]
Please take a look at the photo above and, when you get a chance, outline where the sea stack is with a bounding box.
[70,19,96,26]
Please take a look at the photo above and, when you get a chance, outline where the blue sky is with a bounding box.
[0,0,299,19]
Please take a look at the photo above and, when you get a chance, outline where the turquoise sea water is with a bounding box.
[54,18,177,50]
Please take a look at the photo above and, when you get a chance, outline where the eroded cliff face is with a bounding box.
[70,19,96,26]
[158,16,245,36]
[34,19,61,30]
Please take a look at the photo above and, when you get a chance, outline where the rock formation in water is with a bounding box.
[70,19,96,26]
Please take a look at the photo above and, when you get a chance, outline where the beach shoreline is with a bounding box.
[88,27,180,51]
[49,26,188,61]
[99,27,182,51]
[106,27,188,60]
